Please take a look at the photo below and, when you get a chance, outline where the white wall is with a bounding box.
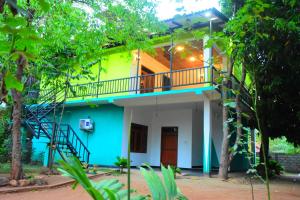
[211,101,223,163]
[151,109,193,168]
[130,107,152,166]
[122,101,223,169]
[192,106,203,166]
[123,106,193,168]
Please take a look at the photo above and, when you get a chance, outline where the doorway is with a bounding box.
[161,127,178,166]
[140,66,155,93]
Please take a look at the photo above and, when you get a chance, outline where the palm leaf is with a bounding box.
[58,156,144,200]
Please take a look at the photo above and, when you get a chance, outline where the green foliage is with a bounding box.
[269,137,300,155]
[58,156,145,200]
[4,72,23,91]
[0,0,165,99]
[0,163,43,174]
[256,159,284,178]
[169,166,181,179]
[0,105,10,162]
[140,164,187,200]
[223,0,300,145]
[114,156,128,174]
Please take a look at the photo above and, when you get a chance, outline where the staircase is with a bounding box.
[25,88,90,165]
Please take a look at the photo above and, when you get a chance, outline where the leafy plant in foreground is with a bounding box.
[58,157,144,200]
[140,164,188,200]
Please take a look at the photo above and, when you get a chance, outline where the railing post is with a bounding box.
[169,38,174,90]
[211,67,214,85]
[96,60,102,98]
[209,19,213,86]
[135,49,141,94]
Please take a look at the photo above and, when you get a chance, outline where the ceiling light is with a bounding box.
[189,56,196,62]
[205,11,212,18]
[176,46,184,51]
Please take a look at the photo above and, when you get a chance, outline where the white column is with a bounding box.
[203,96,212,175]
[121,108,133,157]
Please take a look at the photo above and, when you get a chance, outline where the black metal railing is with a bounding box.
[66,66,217,99]
[230,75,252,108]
[57,124,90,164]
[24,88,90,165]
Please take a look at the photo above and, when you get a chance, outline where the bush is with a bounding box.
[140,164,187,200]
[114,156,128,173]
[0,106,10,163]
[269,137,300,155]
[256,159,284,178]
[58,157,144,200]
[268,159,284,176]
[170,165,181,179]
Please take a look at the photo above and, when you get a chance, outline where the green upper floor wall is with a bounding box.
[70,51,134,85]
[40,8,232,101]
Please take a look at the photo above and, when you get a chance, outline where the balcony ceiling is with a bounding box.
[164,7,228,32]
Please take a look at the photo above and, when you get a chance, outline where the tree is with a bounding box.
[225,0,300,159]
[0,0,163,180]
[218,0,299,179]
[218,0,246,180]
[216,0,299,199]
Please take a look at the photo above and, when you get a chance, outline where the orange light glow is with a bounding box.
[176,46,184,51]
[189,56,196,62]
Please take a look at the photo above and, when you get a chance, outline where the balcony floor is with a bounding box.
[64,86,221,107]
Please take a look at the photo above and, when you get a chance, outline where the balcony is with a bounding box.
[65,66,220,100]
[35,65,251,108]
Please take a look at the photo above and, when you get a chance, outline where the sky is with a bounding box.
[156,0,221,19]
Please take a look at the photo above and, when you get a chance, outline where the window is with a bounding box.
[130,123,148,153]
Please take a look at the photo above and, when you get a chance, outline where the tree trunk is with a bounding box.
[10,55,26,180]
[219,84,230,179]
[218,63,233,180]
[229,64,246,163]
[259,133,269,165]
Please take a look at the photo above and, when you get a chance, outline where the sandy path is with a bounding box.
[1,171,299,200]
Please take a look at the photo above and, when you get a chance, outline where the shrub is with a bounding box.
[140,164,187,200]
[170,166,181,179]
[114,156,128,173]
[269,137,300,155]
[58,157,188,200]
[256,159,284,178]
[58,157,144,200]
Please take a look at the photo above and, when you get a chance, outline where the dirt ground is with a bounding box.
[1,170,299,200]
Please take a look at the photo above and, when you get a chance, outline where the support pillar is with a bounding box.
[203,96,212,175]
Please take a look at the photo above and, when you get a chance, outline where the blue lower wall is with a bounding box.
[32,104,124,166]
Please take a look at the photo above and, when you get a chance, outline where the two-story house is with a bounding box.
[26,8,252,175]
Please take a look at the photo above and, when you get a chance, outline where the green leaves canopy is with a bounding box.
[222,0,300,145]
[0,0,165,95]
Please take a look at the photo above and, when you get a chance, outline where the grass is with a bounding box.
[0,163,115,176]
[97,167,114,173]
[0,163,44,174]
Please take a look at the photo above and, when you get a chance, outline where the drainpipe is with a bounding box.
[169,37,174,90]
[135,49,141,94]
